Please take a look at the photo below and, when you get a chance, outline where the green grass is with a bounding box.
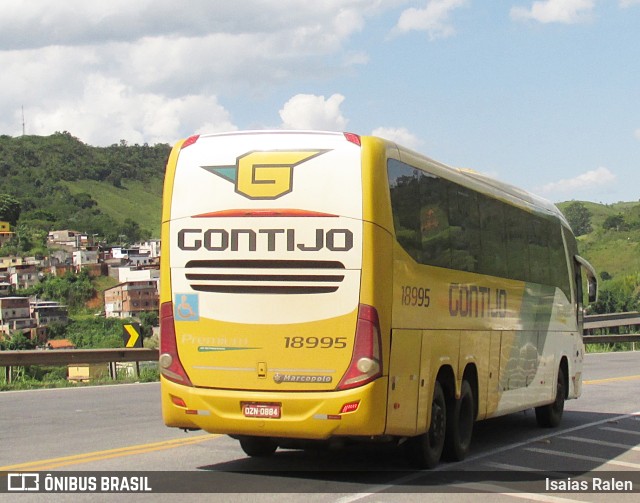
[585,343,638,353]
[578,233,640,279]
[62,178,163,237]
[557,200,640,281]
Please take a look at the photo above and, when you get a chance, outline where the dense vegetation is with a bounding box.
[20,269,95,309]
[0,132,170,250]
[557,201,640,314]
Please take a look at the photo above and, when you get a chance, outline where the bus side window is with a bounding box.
[388,159,422,262]
[420,175,450,268]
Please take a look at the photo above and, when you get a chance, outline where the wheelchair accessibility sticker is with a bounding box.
[174,294,199,321]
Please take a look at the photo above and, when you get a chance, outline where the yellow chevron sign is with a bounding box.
[123,323,142,348]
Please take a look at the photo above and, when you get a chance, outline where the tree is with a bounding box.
[563,202,592,236]
[0,193,21,225]
[19,270,95,308]
[138,311,158,338]
[0,331,35,350]
[592,273,640,314]
[603,214,626,231]
[119,218,148,244]
[600,271,612,281]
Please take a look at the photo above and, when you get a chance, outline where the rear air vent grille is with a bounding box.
[184,260,346,295]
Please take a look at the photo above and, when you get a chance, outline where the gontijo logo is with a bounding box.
[201,149,330,200]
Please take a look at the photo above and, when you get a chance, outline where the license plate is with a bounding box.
[242,402,281,419]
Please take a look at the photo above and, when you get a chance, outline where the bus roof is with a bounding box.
[174,130,570,230]
[382,138,571,229]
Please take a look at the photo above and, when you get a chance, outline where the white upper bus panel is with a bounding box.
[170,131,363,222]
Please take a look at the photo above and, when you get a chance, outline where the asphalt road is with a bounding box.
[1,351,639,502]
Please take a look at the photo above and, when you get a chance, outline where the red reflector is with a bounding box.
[340,401,360,414]
[185,410,198,415]
[180,135,200,149]
[170,395,187,408]
[343,132,361,146]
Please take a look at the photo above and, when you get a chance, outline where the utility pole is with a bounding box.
[21,106,26,136]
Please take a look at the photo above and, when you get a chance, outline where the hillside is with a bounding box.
[62,178,163,238]
[557,200,640,281]
[0,132,170,243]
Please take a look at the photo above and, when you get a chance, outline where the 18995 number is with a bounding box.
[284,336,347,349]
[401,286,431,307]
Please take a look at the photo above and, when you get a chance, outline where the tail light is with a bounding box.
[159,302,193,386]
[337,304,382,390]
[343,132,361,146]
[180,135,200,150]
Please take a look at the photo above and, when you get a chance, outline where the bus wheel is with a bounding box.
[443,379,474,461]
[405,381,446,469]
[238,436,278,457]
[536,365,566,428]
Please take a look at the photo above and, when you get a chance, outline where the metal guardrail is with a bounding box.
[583,311,640,331]
[583,311,640,344]
[0,348,158,383]
[0,348,158,367]
[0,313,638,383]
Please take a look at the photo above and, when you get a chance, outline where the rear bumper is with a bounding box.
[161,376,388,440]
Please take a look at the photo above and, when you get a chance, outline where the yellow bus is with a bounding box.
[160,131,597,467]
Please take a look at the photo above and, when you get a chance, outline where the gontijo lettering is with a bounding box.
[449,283,508,318]
[177,228,354,252]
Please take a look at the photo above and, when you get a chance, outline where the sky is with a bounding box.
[1,0,639,204]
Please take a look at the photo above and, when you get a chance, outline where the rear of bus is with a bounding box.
[160,131,391,446]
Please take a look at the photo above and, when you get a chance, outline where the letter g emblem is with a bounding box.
[203,149,329,200]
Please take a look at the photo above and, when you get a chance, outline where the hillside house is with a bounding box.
[31,301,69,327]
[0,256,24,270]
[46,339,75,350]
[0,296,37,336]
[104,279,159,318]
[72,249,99,268]
[135,239,161,258]
[9,266,41,290]
[109,266,159,283]
[0,221,14,247]
[47,230,88,251]
[0,272,11,297]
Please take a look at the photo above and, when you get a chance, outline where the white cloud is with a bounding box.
[394,0,469,39]
[0,1,376,51]
[620,0,640,7]
[279,94,349,131]
[634,129,640,140]
[22,75,236,146]
[371,127,422,150]
[0,1,391,144]
[510,0,595,24]
[538,167,616,197]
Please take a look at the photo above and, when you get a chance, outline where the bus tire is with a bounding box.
[443,379,474,461]
[535,365,566,428]
[238,436,278,457]
[405,381,446,469]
